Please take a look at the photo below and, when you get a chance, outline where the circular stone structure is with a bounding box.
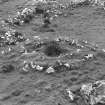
[12,36,102,75]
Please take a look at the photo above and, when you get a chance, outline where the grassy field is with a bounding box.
[0,0,105,105]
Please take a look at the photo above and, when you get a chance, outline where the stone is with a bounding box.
[36,65,43,71]
[64,63,70,68]
[46,66,55,73]
[80,80,105,105]
[20,61,31,73]
[66,88,75,101]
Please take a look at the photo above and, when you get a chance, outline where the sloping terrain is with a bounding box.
[0,0,105,105]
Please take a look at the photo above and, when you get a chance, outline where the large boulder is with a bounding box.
[80,80,105,105]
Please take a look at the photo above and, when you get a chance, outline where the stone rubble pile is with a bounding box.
[4,7,36,26]
[2,0,66,26]
[0,28,25,47]
[64,80,105,105]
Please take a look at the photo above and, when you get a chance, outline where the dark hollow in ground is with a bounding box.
[43,41,64,57]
